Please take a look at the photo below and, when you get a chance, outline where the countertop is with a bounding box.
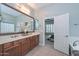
[0,32,40,44]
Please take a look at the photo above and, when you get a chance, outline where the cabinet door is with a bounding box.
[30,36,34,50]
[0,45,3,56]
[4,42,14,49]
[26,38,30,52]
[30,36,37,49]
[21,38,30,55]
[36,35,39,46]
[33,36,36,47]
[3,42,14,56]
[32,35,39,48]
[14,40,21,56]
[3,45,20,56]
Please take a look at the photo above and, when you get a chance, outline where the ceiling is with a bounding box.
[27,3,53,10]
[1,4,21,17]
[33,3,52,8]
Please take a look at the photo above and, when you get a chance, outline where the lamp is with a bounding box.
[16,3,30,15]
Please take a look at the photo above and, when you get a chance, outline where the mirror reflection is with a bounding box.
[0,4,34,33]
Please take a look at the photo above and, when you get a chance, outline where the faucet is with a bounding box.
[73,40,79,46]
[10,34,18,38]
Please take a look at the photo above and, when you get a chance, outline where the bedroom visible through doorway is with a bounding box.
[45,18,54,47]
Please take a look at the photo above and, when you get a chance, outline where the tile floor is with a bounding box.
[26,40,67,56]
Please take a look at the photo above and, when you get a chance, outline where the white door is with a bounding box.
[54,13,69,55]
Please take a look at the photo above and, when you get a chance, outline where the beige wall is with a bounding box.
[33,10,46,46]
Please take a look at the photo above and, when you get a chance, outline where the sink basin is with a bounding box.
[10,33,32,38]
[10,35,18,38]
[21,33,32,36]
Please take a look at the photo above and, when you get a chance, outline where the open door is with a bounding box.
[54,13,69,55]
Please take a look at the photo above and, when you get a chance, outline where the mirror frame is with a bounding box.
[0,3,35,35]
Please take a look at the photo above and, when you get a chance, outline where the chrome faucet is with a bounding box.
[10,35,18,38]
[73,40,79,46]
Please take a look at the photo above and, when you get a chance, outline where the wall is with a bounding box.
[40,3,79,37]
[33,10,47,46]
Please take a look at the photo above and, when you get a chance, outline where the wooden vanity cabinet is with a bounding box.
[4,42,14,49]
[30,35,39,50]
[30,36,34,50]
[3,42,14,56]
[0,45,3,56]
[3,40,21,56]
[35,35,39,46]
[0,34,39,56]
[3,45,20,56]
[33,35,38,47]
[13,40,22,56]
[21,38,30,55]
[25,38,30,53]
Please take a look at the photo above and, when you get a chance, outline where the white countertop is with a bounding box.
[0,32,40,44]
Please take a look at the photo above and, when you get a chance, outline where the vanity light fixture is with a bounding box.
[16,3,30,15]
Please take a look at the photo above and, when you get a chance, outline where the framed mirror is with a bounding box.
[0,3,35,34]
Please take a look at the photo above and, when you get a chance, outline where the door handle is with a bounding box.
[65,35,68,37]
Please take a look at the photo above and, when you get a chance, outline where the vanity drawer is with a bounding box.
[4,42,14,49]
[14,40,20,45]
[21,38,27,44]
[3,45,20,56]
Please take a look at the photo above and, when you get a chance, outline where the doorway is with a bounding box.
[45,18,54,47]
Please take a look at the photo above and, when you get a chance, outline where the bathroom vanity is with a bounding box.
[0,32,40,56]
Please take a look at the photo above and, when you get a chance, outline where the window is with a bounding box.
[46,24,53,33]
[1,22,15,33]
